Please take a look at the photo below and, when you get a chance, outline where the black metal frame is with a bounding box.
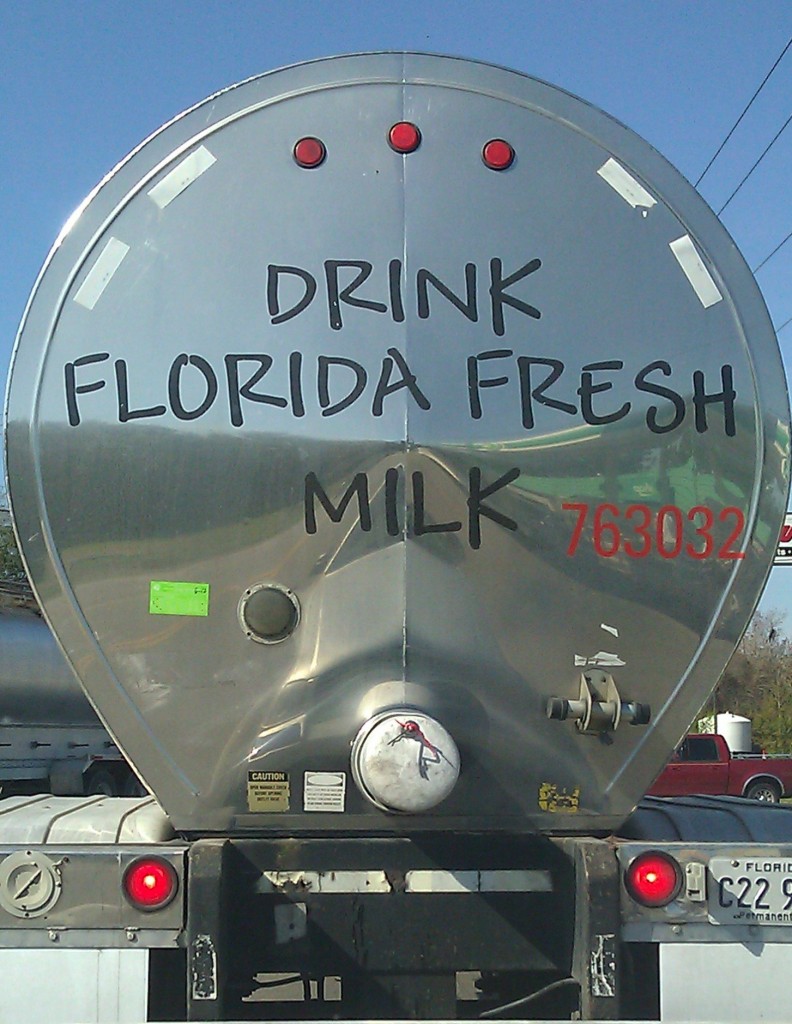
[184,834,622,1020]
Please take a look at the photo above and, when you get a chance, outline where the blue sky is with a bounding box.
[2,0,791,620]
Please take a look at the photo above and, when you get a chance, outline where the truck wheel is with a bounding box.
[122,773,147,797]
[744,780,781,803]
[85,768,117,796]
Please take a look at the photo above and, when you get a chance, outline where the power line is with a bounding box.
[754,228,792,273]
[716,111,792,216]
[776,314,792,335]
[696,35,792,187]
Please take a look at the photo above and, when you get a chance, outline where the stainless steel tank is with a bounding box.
[4,54,788,834]
[0,606,100,728]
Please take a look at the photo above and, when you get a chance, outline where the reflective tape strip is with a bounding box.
[260,871,391,893]
[258,869,553,893]
[147,145,216,209]
[669,235,723,308]
[597,157,656,212]
[73,238,130,310]
[406,870,553,893]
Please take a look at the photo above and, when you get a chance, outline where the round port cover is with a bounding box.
[0,851,62,918]
[352,711,460,812]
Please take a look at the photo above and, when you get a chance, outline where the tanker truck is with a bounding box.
[0,568,141,798]
[2,52,792,1022]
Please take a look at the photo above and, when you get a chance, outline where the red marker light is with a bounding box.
[483,139,515,170]
[624,851,682,907]
[293,137,326,168]
[123,857,178,911]
[389,122,421,153]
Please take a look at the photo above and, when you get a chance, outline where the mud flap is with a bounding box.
[563,837,621,1019]
[186,839,230,1020]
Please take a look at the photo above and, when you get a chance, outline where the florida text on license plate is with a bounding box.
[708,858,792,925]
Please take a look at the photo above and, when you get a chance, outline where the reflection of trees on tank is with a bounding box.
[37,424,379,557]
[507,418,751,533]
[459,428,759,635]
[29,396,784,639]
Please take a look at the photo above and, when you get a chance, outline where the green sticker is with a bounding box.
[149,581,210,617]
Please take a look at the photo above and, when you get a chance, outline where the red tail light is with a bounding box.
[388,122,421,153]
[482,139,515,170]
[624,851,682,907]
[123,857,178,911]
[293,137,326,168]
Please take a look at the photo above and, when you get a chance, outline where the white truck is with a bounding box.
[2,52,791,1022]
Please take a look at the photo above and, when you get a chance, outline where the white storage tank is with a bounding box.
[716,713,752,753]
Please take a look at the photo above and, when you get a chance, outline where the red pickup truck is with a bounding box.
[647,733,792,803]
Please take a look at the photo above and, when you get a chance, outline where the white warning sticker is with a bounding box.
[304,771,346,812]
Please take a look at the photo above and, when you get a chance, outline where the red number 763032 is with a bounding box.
[562,503,745,560]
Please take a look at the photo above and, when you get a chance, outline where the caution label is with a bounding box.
[247,770,290,812]
[303,771,346,812]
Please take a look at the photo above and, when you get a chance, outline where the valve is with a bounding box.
[546,671,650,734]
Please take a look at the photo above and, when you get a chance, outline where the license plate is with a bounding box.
[708,857,792,925]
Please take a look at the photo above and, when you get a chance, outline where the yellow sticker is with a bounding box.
[247,770,290,812]
[538,782,580,813]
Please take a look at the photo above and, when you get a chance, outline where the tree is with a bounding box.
[0,519,27,585]
[716,611,792,752]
